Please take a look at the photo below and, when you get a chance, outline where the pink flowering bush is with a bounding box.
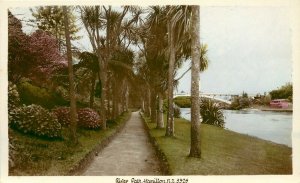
[52,107,102,129]
[52,107,71,127]
[8,11,67,83]
[77,108,101,129]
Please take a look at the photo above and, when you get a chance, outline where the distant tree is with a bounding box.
[269,83,293,102]
[31,6,80,50]
[242,91,248,98]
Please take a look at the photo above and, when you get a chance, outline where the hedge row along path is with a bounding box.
[82,111,161,175]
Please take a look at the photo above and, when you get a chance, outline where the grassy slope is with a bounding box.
[10,112,131,175]
[144,115,292,175]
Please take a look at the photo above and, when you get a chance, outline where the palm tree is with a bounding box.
[63,6,78,145]
[189,5,201,158]
[174,44,209,82]
[137,6,169,128]
[165,13,176,136]
[165,5,192,136]
[80,6,142,126]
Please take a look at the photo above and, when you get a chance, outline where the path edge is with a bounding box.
[139,112,171,175]
[67,112,132,175]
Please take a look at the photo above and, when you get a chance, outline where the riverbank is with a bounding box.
[142,114,292,175]
[247,104,293,112]
[9,111,131,175]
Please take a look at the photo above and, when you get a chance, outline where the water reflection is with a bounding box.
[180,108,292,147]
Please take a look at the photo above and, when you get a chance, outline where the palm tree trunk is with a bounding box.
[157,92,164,128]
[144,86,151,117]
[141,100,145,112]
[89,72,96,108]
[95,6,107,130]
[98,59,107,130]
[106,72,112,119]
[166,20,175,136]
[112,78,118,119]
[63,6,78,145]
[150,88,157,123]
[189,5,201,158]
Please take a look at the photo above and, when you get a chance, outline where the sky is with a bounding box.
[177,6,292,95]
[10,6,292,96]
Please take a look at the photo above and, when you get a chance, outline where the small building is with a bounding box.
[270,99,289,108]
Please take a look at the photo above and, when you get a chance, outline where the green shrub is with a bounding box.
[174,105,181,118]
[8,82,20,124]
[230,96,250,110]
[239,97,250,108]
[78,108,102,129]
[163,100,181,118]
[10,104,61,138]
[200,99,225,128]
[174,96,191,108]
[17,81,68,109]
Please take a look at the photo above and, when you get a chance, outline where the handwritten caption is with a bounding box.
[116,178,188,183]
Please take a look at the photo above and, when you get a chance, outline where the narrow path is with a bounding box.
[82,111,161,176]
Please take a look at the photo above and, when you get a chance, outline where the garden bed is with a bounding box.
[9,111,131,176]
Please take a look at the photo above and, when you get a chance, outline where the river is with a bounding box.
[180,108,292,147]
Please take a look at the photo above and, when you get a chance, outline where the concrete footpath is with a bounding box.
[82,111,161,175]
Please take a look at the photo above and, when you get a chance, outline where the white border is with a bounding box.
[1,0,299,183]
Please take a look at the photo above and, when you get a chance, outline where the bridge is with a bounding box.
[174,92,236,105]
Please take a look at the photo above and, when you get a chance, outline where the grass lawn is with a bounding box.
[9,111,131,175]
[144,115,292,175]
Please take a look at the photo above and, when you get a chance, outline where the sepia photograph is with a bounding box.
[1,0,300,182]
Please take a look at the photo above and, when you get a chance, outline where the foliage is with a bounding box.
[239,97,251,108]
[9,112,130,175]
[52,107,71,127]
[10,104,62,138]
[174,96,191,108]
[8,11,67,83]
[31,6,80,46]
[52,107,102,129]
[77,108,102,129]
[200,99,225,128]
[174,104,181,118]
[253,94,272,105]
[269,83,293,102]
[8,11,30,82]
[9,128,18,169]
[17,81,68,109]
[230,96,251,110]
[242,91,248,98]
[8,82,20,123]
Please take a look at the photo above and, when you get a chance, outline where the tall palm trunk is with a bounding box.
[106,72,112,119]
[100,66,107,129]
[157,92,164,128]
[189,5,201,158]
[95,6,107,130]
[144,86,151,117]
[112,78,117,119]
[63,6,78,145]
[89,72,96,108]
[166,20,175,136]
[150,88,157,123]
